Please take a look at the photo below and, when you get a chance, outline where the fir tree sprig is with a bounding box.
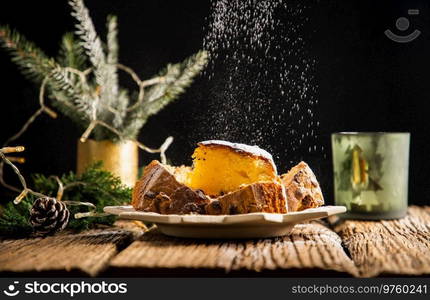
[0,197,33,236]
[0,162,132,236]
[0,26,86,125]
[0,0,208,168]
[123,50,209,138]
[145,50,209,110]
[69,0,109,87]
[0,25,55,84]
[57,32,88,71]
[106,15,119,66]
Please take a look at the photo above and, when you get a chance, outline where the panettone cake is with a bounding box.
[132,140,324,215]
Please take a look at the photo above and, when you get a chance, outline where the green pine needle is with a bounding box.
[57,32,88,70]
[0,197,33,237]
[145,50,209,115]
[122,50,209,139]
[0,25,88,127]
[106,15,119,66]
[0,25,55,84]
[1,1,208,144]
[0,162,132,236]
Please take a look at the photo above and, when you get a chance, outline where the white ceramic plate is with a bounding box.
[104,205,346,239]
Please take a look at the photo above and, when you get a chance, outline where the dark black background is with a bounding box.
[0,0,428,205]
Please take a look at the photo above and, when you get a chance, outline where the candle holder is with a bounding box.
[331,132,410,220]
[77,139,138,187]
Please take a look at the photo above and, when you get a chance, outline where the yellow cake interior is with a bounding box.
[172,165,192,184]
[185,143,277,196]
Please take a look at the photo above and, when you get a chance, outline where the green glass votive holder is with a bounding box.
[331,132,410,220]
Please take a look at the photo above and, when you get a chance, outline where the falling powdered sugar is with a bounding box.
[194,0,323,169]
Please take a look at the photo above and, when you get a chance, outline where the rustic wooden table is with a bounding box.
[0,206,429,277]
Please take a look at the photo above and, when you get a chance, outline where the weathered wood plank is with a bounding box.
[2,207,429,277]
[331,206,430,277]
[109,221,358,276]
[0,228,135,276]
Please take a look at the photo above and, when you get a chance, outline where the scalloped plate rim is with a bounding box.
[103,205,346,225]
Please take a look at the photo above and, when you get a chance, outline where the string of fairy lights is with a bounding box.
[0,63,173,208]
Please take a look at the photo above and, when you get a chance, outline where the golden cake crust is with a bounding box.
[280,161,324,212]
[205,181,287,215]
[132,160,210,214]
[132,160,288,215]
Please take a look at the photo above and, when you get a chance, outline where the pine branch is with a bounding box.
[56,33,90,124]
[0,25,55,84]
[69,0,119,110]
[0,162,132,236]
[106,15,118,66]
[0,25,89,126]
[48,67,91,123]
[0,196,33,237]
[57,32,87,70]
[145,50,209,113]
[111,88,129,129]
[49,67,82,102]
[48,91,89,130]
[32,162,131,231]
[122,50,209,139]
[69,0,106,86]
[105,15,125,128]
[1,3,207,160]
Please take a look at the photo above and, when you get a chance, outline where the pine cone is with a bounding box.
[29,197,70,236]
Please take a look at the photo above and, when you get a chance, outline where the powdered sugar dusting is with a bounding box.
[192,0,323,170]
[199,140,277,173]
